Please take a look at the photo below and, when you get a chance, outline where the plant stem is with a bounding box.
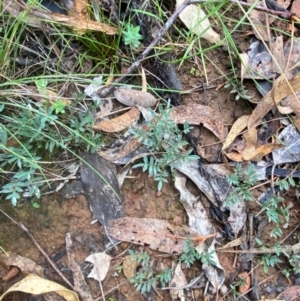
[98,0,192,97]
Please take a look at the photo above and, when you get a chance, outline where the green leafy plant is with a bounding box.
[0,100,104,206]
[225,163,258,206]
[122,23,143,48]
[130,104,198,190]
[261,194,290,238]
[180,237,216,268]
[128,250,172,294]
[224,80,252,101]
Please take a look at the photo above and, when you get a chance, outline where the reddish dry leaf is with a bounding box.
[93,108,140,133]
[238,272,251,294]
[248,73,300,129]
[53,15,118,35]
[170,104,227,141]
[224,152,244,162]
[65,233,93,301]
[2,266,21,281]
[23,86,71,106]
[5,0,118,35]
[99,135,143,162]
[107,217,216,254]
[291,0,300,15]
[276,285,300,301]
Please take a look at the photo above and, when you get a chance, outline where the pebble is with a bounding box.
[220,285,228,295]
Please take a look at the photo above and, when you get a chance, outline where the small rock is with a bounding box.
[220,284,228,295]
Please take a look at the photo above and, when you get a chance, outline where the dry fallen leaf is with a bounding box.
[247,0,271,41]
[123,255,138,280]
[170,104,227,141]
[176,0,222,44]
[0,274,79,301]
[238,272,251,294]
[169,262,187,300]
[248,73,300,129]
[222,115,250,150]
[276,285,300,301]
[85,252,112,282]
[0,253,45,277]
[65,233,93,301]
[107,217,215,254]
[114,88,157,108]
[241,143,283,161]
[93,108,140,132]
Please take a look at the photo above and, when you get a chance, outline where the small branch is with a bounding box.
[18,223,75,290]
[98,0,192,97]
[218,242,300,254]
[190,0,294,19]
[98,0,296,98]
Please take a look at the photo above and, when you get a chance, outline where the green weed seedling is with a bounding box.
[0,100,104,206]
[122,23,143,48]
[180,237,216,268]
[224,80,252,101]
[225,163,258,207]
[128,250,172,294]
[130,104,198,190]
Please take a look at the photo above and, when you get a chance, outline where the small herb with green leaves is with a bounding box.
[255,239,283,273]
[128,250,172,294]
[261,194,289,238]
[0,100,104,206]
[122,23,143,48]
[224,80,252,101]
[225,163,258,206]
[130,104,198,190]
[180,237,216,268]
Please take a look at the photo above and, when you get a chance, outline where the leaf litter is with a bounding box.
[3,0,300,300]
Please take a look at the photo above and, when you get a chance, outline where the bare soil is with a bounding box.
[1,3,300,301]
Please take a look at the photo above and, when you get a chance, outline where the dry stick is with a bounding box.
[191,0,296,19]
[98,0,296,98]
[0,209,74,289]
[218,242,300,254]
[18,223,75,290]
[98,0,192,98]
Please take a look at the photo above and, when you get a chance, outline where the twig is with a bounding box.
[98,0,192,97]
[98,0,297,98]
[191,0,296,19]
[218,242,300,254]
[0,210,74,289]
[19,223,75,289]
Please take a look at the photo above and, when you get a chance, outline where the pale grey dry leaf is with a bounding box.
[174,173,225,290]
[85,252,112,282]
[169,262,187,301]
[176,0,221,44]
[273,124,300,165]
[174,161,246,236]
[114,87,157,108]
[65,233,93,301]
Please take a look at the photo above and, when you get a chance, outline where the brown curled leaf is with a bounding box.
[170,104,227,141]
[114,88,157,108]
[93,108,140,133]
